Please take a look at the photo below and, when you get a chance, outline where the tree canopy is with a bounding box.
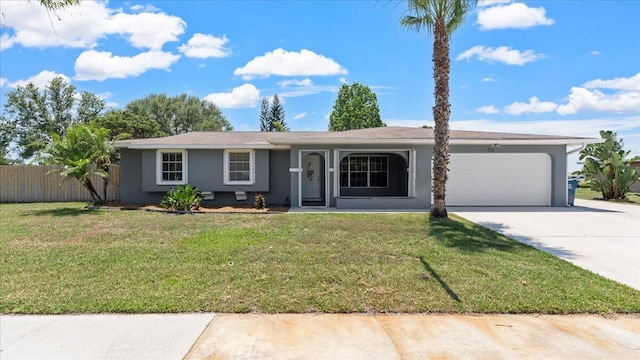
[579,130,640,200]
[125,94,232,135]
[329,82,384,131]
[93,109,161,140]
[1,77,105,160]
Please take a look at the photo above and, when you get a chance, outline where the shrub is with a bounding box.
[160,184,203,212]
[254,194,267,209]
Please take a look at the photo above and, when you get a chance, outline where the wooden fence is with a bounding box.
[0,165,120,203]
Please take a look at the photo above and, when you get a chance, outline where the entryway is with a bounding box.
[301,152,326,207]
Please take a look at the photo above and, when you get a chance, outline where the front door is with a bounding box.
[302,154,322,202]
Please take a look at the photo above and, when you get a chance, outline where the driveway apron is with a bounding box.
[451,199,640,290]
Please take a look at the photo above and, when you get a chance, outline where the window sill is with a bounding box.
[224,181,255,186]
[157,181,187,186]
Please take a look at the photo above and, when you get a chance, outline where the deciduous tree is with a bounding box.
[93,109,161,140]
[329,82,384,131]
[1,77,105,160]
[125,94,232,135]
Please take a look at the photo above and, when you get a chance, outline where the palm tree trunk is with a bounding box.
[430,17,451,218]
[83,178,104,204]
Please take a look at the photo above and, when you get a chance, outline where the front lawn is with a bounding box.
[576,186,640,205]
[1,203,638,314]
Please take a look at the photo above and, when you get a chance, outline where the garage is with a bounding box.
[445,153,552,206]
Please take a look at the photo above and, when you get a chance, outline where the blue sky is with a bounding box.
[1,0,639,170]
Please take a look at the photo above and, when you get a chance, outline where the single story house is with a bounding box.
[114,126,596,209]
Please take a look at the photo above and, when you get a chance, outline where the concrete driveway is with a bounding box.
[451,199,640,290]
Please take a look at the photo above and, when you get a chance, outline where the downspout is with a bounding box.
[565,143,587,206]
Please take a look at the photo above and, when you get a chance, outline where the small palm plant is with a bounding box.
[160,184,203,212]
[45,124,115,204]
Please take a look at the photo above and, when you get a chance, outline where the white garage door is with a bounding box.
[444,153,551,206]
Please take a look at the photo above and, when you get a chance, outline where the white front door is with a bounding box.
[302,154,322,201]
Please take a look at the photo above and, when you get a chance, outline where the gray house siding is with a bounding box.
[120,141,570,208]
[289,144,432,209]
[120,149,162,204]
[120,148,290,205]
[448,144,567,207]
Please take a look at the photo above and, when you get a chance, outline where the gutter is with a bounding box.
[566,143,587,155]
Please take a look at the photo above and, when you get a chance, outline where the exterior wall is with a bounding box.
[120,149,290,205]
[630,161,640,193]
[449,144,568,206]
[120,143,570,208]
[289,144,432,209]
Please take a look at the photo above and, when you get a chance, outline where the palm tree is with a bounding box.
[46,124,115,204]
[401,0,476,218]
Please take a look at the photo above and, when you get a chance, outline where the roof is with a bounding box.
[114,126,598,149]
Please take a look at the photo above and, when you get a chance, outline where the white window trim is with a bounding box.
[335,149,415,198]
[224,149,255,185]
[340,155,389,189]
[156,149,188,185]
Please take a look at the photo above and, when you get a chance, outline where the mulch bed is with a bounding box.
[96,202,289,214]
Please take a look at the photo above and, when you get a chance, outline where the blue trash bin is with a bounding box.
[567,179,579,206]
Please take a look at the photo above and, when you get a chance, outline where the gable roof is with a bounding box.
[114,126,597,149]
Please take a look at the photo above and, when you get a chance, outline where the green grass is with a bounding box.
[1,202,638,314]
[575,186,640,205]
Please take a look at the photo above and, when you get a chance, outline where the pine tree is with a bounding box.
[269,94,287,131]
[259,94,289,131]
[259,98,270,132]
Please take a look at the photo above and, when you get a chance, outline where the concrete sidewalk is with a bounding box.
[2,313,639,359]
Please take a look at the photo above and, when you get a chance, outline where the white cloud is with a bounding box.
[278,78,313,88]
[478,0,512,7]
[130,4,160,12]
[556,87,640,115]
[74,50,180,81]
[476,105,500,114]
[6,70,71,88]
[178,33,231,59]
[339,77,348,84]
[0,1,185,51]
[504,96,558,115]
[0,78,7,88]
[591,50,600,56]
[583,72,640,91]
[233,48,348,80]
[482,77,497,82]
[204,84,260,108]
[477,2,554,30]
[457,46,543,65]
[106,11,185,51]
[0,33,16,51]
[278,84,340,98]
[554,73,640,115]
[293,112,309,120]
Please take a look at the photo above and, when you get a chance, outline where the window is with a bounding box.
[340,155,388,188]
[224,150,255,185]
[156,150,187,185]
